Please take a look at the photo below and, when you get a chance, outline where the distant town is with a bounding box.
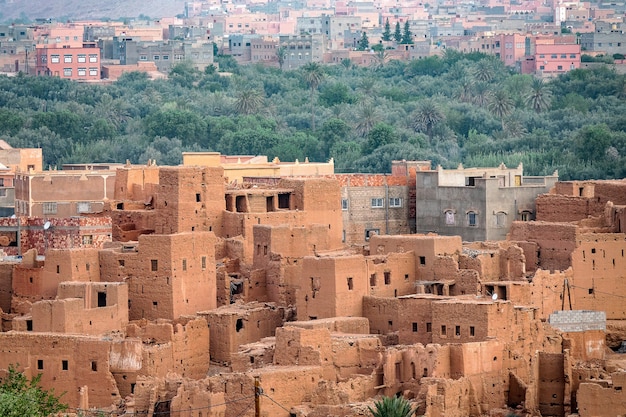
[1,0,625,79]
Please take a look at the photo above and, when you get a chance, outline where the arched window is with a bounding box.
[467,211,477,227]
[495,211,507,227]
[444,209,456,225]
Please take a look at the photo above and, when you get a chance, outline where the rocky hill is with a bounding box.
[0,0,187,21]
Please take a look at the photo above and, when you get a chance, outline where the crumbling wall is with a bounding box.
[508,221,577,271]
[570,234,626,319]
[577,372,626,417]
[201,302,286,365]
[31,281,128,335]
[0,332,120,408]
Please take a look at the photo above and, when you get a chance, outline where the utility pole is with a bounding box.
[255,376,261,417]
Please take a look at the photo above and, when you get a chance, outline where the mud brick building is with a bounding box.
[2,155,626,417]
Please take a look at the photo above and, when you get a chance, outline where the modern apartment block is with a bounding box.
[34,42,101,80]
[119,39,214,72]
[415,163,559,241]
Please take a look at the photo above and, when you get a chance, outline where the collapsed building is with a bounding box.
[0,163,624,417]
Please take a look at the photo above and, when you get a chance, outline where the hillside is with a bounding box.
[0,0,187,21]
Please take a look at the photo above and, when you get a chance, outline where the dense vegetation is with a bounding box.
[1,51,626,179]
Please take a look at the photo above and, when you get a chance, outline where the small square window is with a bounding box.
[470,326,475,337]
[38,360,44,370]
[468,211,477,227]
[62,360,68,370]
[426,322,432,332]
[151,259,158,271]
[441,325,447,336]
[371,198,384,208]
[412,322,418,332]
[389,197,402,207]
[341,199,349,210]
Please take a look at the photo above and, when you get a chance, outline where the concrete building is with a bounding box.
[415,163,558,241]
[119,39,214,72]
[14,167,117,218]
[34,43,101,80]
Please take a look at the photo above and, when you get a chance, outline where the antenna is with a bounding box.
[492,293,498,301]
[43,221,51,230]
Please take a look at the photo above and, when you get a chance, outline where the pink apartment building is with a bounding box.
[35,43,101,80]
[521,43,580,75]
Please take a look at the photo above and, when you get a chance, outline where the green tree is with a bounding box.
[363,122,398,154]
[411,98,445,143]
[234,89,264,115]
[473,58,497,82]
[401,21,413,44]
[574,124,612,164]
[487,89,514,130]
[276,46,287,70]
[357,31,370,51]
[0,364,68,417]
[382,18,392,41]
[355,102,381,137]
[525,77,552,113]
[302,62,325,131]
[318,82,354,107]
[369,396,415,417]
[394,22,402,43]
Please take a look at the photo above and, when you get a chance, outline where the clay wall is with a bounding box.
[99,232,217,321]
[0,262,12,312]
[577,372,626,417]
[460,242,526,281]
[508,221,577,271]
[538,180,626,222]
[113,165,161,202]
[169,380,227,417]
[369,234,462,280]
[363,295,441,345]
[0,332,120,408]
[154,166,225,235]
[529,269,574,320]
[431,300,517,344]
[122,317,210,394]
[562,330,605,362]
[297,255,368,320]
[252,224,332,269]
[366,252,416,298]
[15,248,101,302]
[537,352,565,417]
[31,281,128,335]
[570,234,626,319]
[200,302,286,364]
[110,209,157,241]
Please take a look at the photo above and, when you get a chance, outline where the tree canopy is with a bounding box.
[0,56,625,179]
[0,364,68,417]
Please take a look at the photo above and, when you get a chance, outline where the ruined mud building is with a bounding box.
[0,162,625,417]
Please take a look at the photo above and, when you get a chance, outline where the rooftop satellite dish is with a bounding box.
[492,293,498,301]
[10,214,16,219]
[43,221,51,230]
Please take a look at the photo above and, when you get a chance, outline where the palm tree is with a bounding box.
[411,98,445,143]
[302,62,325,130]
[369,396,415,417]
[276,46,287,70]
[488,89,514,130]
[371,49,390,70]
[355,102,381,137]
[473,58,496,83]
[472,82,490,107]
[525,77,553,113]
[234,89,264,115]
